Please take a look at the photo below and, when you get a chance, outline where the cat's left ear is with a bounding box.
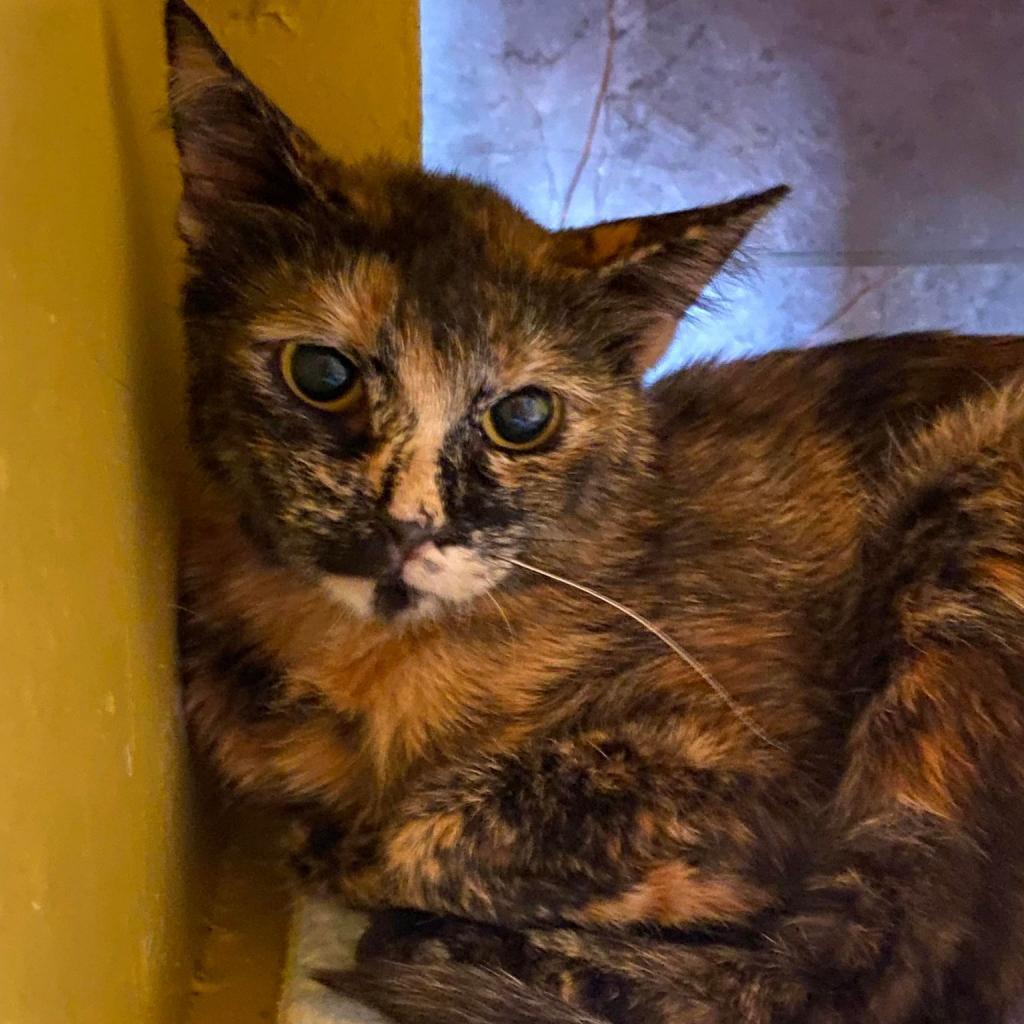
[164,0,331,251]
[547,187,788,370]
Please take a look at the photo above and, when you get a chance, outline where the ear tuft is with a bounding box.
[548,185,789,371]
[164,0,327,250]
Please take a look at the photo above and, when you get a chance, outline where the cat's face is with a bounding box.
[184,174,660,620]
[166,0,784,621]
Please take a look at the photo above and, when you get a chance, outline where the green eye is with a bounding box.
[281,341,362,411]
[482,387,564,452]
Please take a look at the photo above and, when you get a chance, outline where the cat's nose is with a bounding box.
[384,518,434,558]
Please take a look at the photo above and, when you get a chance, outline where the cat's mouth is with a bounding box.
[321,538,506,622]
[373,577,419,619]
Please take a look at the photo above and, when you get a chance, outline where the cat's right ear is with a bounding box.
[545,187,788,372]
[164,0,328,250]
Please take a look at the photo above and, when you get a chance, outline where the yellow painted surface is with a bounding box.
[0,2,420,1022]
[187,810,292,1024]
[189,0,421,164]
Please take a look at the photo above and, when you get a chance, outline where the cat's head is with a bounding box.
[165,0,786,622]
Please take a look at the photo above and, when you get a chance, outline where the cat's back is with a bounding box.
[652,332,1024,480]
[642,332,1024,663]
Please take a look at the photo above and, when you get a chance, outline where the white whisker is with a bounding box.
[495,555,784,751]
[486,591,516,641]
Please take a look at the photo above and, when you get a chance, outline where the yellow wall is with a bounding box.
[0,3,420,1022]
[188,0,421,164]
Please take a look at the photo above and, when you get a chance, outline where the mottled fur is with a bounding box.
[167,3,1024,1021]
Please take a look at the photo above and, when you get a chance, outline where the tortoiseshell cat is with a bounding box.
[166,3,1024,1021]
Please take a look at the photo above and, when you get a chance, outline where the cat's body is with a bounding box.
[183,331,1024,1022]
[166,3,1024,1021]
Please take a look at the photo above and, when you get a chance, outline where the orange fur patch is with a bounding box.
[249,256,397,357]
[550,219,643,270]
[573,861,770,928]
[182,481,596,807]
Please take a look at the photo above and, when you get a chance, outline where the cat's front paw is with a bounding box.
[286,816,353,893]
[286,815,391,907]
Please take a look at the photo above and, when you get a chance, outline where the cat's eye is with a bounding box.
[281,341,362,411]
[482,386,564,452]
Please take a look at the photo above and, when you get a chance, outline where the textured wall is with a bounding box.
[190,0,421,164]
[423,0,1024,372]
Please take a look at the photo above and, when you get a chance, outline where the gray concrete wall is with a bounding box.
[423,0,1024,373]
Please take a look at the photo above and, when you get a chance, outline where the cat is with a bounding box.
[166,2,1024,1021]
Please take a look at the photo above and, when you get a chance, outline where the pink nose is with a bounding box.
[385,518,434,559]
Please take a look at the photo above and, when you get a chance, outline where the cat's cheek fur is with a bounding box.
[320,575,377,618]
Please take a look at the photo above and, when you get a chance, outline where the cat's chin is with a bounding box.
[319,574,440,623]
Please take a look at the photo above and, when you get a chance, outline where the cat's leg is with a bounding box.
[718,384,1024,1022]
[178,596,364,808]
[763,652,1024,1022]
[296,718,810,933]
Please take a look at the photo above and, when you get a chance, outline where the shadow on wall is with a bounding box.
[422,0,1024,373]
